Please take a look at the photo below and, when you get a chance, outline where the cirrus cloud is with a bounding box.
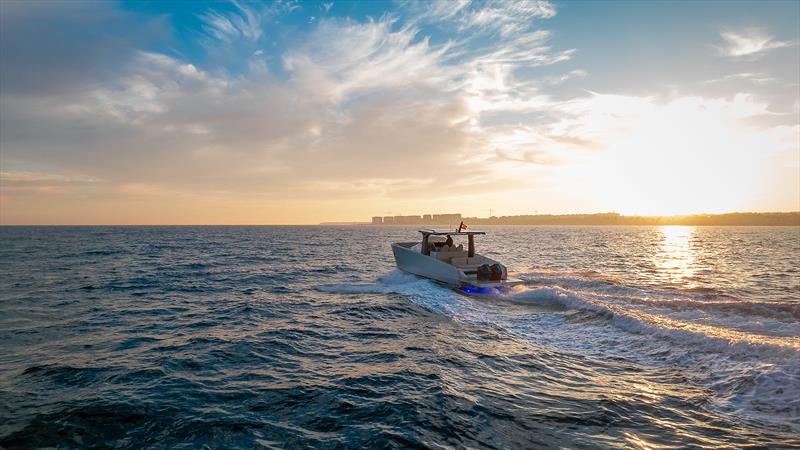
[718,27,795,60]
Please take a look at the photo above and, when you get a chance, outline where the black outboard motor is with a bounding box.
[490,264,503,281]
[477,264,492,281]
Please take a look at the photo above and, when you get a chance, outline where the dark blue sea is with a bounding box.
[1,226,798,449]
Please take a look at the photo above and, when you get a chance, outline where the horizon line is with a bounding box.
[2,210,798,227]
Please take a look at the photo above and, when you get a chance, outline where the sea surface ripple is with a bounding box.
[0,225,798,449]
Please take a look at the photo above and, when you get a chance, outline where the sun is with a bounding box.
[555,94,795,216]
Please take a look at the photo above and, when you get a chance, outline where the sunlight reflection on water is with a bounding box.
[654,226,695,284]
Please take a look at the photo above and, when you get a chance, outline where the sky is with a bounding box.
[0,0,798,224]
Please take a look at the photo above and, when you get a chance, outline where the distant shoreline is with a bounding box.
[357,212,800,227]
[1,212,797,227]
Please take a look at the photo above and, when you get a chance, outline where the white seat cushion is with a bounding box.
[435,252,451,261]
[451,257,468,266]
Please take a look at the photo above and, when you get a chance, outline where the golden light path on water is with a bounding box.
[607,301,800,350]
[635,226,799,350]
[654,226,695,284]
[510,225,800,351]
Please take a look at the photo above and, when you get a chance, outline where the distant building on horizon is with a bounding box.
[394,215,423,224]
[371,213,462,226]
[432,214,461,225]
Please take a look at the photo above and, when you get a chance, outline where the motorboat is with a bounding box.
[391,229,523,292]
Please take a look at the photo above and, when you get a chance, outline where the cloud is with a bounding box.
[719,28,795,60]
[2,0,796,223]
[0,170,100,185]
[705,72,777,86]
[458,0,556,36]
[2,11,491,198]
[406,0,471,23]
[0,170,103,202]
[541,69,588,86]
[282,17,453,104]
[496,148,561,165]
[407,0,555,35]
[0,0,169,96]
[200,1,264,43]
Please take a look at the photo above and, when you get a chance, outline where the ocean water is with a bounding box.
[0,225,798,449]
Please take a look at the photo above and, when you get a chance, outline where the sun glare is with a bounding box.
[654,226,696,283]
[558,94,796,217]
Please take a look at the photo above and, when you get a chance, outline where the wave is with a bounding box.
[317,271,474,319]
[502,281,800,428]
[518,269,800,322]
[317,271,426,295]
[318,271,799,360]
[628,296,799,321]
[506,285,799,357]
[317,270,800,430]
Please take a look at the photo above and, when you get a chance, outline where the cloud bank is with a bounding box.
[1,1,798,223]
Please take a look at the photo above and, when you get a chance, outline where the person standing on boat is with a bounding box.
[445,235,453,248]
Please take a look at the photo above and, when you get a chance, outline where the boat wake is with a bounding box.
[317,269,800,433]
[318,271,477,320]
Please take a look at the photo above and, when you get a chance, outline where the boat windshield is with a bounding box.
[419,230,483,257]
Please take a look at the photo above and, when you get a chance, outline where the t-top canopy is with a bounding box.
[418,230,486,236]
[419,229,483,257]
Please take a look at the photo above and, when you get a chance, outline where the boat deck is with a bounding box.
[392,236,521,289]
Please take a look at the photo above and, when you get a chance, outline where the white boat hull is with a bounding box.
[391,242,523,289]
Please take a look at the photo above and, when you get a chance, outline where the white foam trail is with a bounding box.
[504,286,574,306]
[498,283,800,430]
[504,285,799,358]
[317,270,472,318]
[316,270,424,294]
[318,270,800,430]
[517,270,800,336]
[320,271,799,360]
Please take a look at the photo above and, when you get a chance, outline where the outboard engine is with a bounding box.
[477,264,492,281]
[477,264,504,281]
[490,264,503,281]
